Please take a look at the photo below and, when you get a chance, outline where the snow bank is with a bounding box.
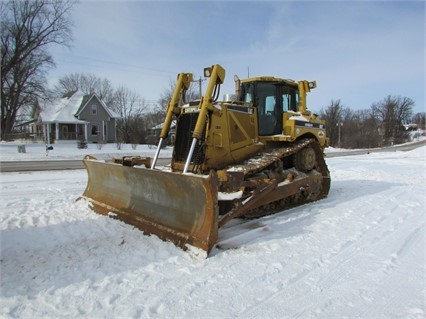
[0,142,172,161]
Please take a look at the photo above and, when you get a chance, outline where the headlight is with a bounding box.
[204,67,211,78]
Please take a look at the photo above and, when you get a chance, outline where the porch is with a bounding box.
[43,122,88,144]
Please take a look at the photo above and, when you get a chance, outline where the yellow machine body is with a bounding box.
[81,64,330,254]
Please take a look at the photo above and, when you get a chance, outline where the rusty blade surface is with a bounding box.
[81,158,219,253]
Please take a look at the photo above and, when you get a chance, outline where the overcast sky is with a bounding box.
[49,0,425,114]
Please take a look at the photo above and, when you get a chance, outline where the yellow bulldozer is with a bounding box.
[81,64,330,254]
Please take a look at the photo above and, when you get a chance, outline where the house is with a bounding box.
[146,120,176,146]
[403,123,418,131]
[33,90,120,144]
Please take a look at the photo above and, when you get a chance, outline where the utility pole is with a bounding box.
[192,77,205,98]
[336,107,343,148]
[337,120,343,148]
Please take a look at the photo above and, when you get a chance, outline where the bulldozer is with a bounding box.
[80,64,330,254]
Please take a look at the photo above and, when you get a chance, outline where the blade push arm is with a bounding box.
[160,72,193,139]
[151,72,193,169]
[183,64,226,173]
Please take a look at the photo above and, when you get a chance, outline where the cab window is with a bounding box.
[282,87,299,112]
[265,96,276,114]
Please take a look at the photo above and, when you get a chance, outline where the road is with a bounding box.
[0,158,172,172]
[326,139,425,157]
[1,140,424,172]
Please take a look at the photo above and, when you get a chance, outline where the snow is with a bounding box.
[1,143,425,318]
[0,141,173,161]
[289,113,309,122]
[218,190,243,201]
[40,91,86,123]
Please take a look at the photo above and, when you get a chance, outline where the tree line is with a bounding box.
[1,0,424,147]
[1,0,198,144]
[319,98,424,149]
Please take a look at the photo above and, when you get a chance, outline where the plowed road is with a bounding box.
[0,158,171,172]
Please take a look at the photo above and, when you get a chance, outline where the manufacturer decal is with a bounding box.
[295,120,326,129]
[183,107,199,114]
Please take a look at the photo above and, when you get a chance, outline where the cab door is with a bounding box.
[256,82,282,136]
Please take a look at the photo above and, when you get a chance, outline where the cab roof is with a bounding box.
[241,76,297,87]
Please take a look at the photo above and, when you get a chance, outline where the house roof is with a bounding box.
[75,94,120,119]
[151,120,176,130]
[39,90,120,123]
[39,90,87,124]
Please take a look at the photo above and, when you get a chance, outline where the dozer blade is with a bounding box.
[80,157,219,253]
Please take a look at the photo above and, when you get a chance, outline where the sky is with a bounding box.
[48,0,425,114]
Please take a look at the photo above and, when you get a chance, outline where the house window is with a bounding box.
[91,104,97,115]
[91,124,99,135]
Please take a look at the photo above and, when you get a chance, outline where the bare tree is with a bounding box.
[128,114,148,144]
[319,100,344,147]
[371,95,414,145]
[340,108,380,149]
[143,105,166,131]
[356,109,380,148]
[157,78,199,111]
[149,77,199,143]
[1,0,75,139]
[412,112,425,130]
[113,86,148,143]
[54,72,115,106]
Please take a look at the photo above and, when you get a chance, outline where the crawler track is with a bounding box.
[220,139,331,219]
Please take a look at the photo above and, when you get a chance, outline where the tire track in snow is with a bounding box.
[235,183,425,318]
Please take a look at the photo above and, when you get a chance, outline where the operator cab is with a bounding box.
[239,78,299,136]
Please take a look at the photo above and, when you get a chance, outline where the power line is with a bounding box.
[53,53,178,75]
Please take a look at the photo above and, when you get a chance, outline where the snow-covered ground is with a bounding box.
[0,141,173,161]
[0,143,425,318]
